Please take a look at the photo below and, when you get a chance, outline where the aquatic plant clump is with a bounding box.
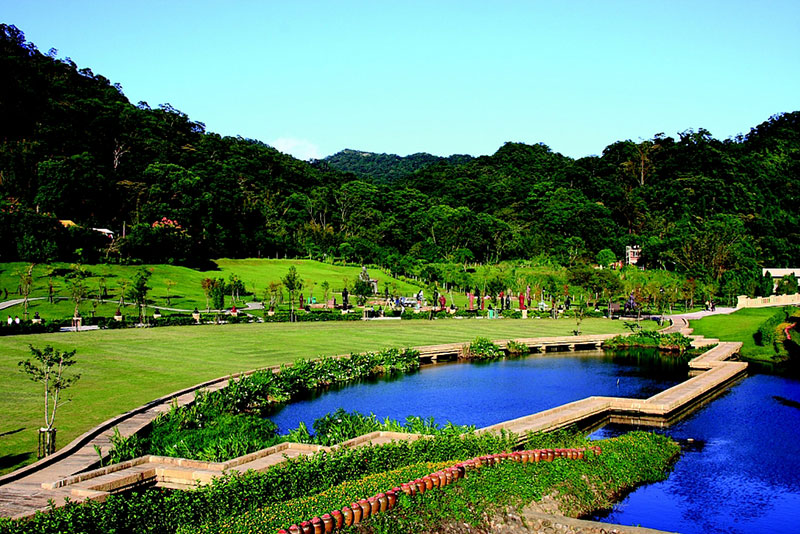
[103,347,422,462]
[603,331,693,353]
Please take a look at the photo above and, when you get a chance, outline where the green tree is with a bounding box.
[281,266,303,316]
[128,267,152,322]
[164,279,177,307]
[596,249,616,268]
[18,345,80,456]
[775,274,799,295]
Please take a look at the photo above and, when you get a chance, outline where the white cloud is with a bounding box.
[271,137,322,161]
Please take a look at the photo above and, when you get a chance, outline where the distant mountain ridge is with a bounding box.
[320,149,474,183]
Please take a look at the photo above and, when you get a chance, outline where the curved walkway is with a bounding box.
[0,329,746,520]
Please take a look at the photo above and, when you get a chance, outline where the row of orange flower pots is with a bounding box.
[278,446,601,534]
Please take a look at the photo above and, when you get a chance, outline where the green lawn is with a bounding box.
[0,317,637,475]
[688,307,785,363]
[0,259,425,320]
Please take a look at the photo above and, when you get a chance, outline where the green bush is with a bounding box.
[603,331,692,352]
[505,340,529,356]
[464,337,504,360]
[305,409,472,447]
[755,306,798,350]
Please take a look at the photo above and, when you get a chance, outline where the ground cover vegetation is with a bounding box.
[690,307,800,364]
[102,348,427,463]
[0,430,679,534]
[0,318,648,474]
[1,24,798,302]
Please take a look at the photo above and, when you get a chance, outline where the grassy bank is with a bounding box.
[192,431,679,534]
[689,308,793,363]
[0,259,424,320]
[0,317,643,475]
[0,430,679,534]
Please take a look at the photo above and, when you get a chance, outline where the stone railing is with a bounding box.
[736,293,800,308]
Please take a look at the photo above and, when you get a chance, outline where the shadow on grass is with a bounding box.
[0,452,34,472]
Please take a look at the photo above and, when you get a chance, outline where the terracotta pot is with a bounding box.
[456,464,466,478]
[520,451,529,463]
[423,475,433,490]
[341,506,353,527]
[437,471,447,486]
[445,470,453,484]
[578,448,585,459]
[311,517,323,534]
[332,509,344,529]
[321,514,333,534]
[377,492,388,512]
[368,496,379,516]
[350,503,362,524]
[387,490,397,509]
[415,478,426,494]
[288,525,302,534]
[430,473,440,488]
[359,498,371,519]
[300,521,313,534]
[277,530,289,534]
[449,466,460,480]
[401,482,413,496]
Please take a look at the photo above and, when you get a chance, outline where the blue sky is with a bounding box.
[3,1,799,160]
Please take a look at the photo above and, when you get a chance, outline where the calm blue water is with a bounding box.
[267,349,687,434]
[590,373,800,534]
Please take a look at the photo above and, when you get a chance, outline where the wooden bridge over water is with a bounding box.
[0,331,745,520]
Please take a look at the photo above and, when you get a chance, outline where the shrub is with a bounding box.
[463,337,503,360]
[755,306,799,351]
[506,340,529,356]
[603,331,692,353]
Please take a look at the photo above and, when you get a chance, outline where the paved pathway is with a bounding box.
[0,329,746,520]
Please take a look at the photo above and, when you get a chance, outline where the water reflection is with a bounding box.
[590,373,800,534]
[267,348,688,435]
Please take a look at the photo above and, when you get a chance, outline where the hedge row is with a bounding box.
[755,306,799,350]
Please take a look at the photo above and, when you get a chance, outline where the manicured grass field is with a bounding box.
[0,317,639,475]
[0,259,425,320]
[688,307,785,362]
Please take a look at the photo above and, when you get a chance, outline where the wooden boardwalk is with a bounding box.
[0,332,745,520]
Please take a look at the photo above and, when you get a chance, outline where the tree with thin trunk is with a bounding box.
[128,268,152,323]
[201,278,214,312]
[69,277,86,318]
[19,263,34,319]
[117,278,130,309]
[18,345,80,456]
[282,266,303,318]
[164,279,177,306]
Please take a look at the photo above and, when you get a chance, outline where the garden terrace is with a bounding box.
[0,333,743,520]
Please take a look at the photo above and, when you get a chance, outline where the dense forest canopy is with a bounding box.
[1,24,799,296]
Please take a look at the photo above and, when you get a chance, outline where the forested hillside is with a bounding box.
[1,24,799,298]
[320,149,474,183]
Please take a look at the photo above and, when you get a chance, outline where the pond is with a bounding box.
[268,348,688,434]
[589,371,800,534]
